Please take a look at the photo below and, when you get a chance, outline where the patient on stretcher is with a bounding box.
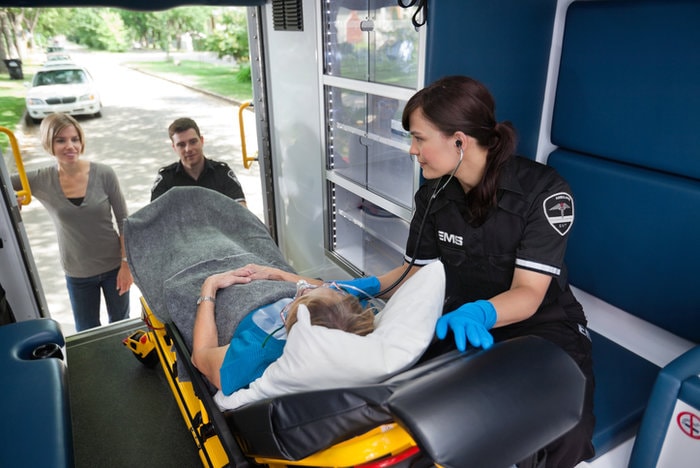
[124,187,445,410]
[191,268,376,395]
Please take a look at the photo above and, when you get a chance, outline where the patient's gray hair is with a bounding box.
[285,294,375,336]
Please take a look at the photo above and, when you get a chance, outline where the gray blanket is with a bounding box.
[124,187,297,352]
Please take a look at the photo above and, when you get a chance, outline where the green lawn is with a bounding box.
[127,59,253,102]
[0,93,26,129]
[0,72,35,131]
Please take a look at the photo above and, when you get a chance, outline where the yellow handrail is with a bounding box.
[238,101,258,169]
[0,126,31,205]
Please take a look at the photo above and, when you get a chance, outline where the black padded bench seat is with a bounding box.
[194,335,587,467]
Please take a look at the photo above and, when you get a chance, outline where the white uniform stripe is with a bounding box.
[516,258,561,276]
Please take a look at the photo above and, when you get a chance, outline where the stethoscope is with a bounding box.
[374,142,464,297]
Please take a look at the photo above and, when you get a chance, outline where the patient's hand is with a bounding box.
[234,264,290,282]
[235,264,316,285]
[201,271,253,297]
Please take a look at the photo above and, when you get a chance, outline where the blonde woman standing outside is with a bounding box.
[12,113,132,331]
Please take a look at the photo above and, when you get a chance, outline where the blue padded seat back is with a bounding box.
[679,375,700,409]
[549,0,700,342]
[552,0,700,179]
[629,345,700,466]
[548,150,700,343]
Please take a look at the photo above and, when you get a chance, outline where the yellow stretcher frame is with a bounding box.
[0,127,32,205]
[253,424,417,468]
[135,297,423,468]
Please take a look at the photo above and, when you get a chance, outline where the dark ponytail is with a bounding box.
[470,120,517,224]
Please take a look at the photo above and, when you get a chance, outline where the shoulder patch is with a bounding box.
[543,192,574,236]
[214,160,229,168]
[226,169,240,184]
[158,162,178,173]
[151,174,163,192]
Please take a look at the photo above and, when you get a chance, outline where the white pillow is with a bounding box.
[214,260,445,410]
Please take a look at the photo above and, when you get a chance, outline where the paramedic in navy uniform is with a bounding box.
[150,117,247,205]
[340,76,595,467]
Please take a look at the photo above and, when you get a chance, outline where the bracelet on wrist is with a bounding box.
[196,296,216,306]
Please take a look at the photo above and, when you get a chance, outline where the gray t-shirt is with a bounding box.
[12,162,128,278]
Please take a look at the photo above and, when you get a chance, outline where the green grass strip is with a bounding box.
[127,59,253,102]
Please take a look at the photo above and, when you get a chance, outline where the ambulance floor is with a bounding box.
[66,318,201,468]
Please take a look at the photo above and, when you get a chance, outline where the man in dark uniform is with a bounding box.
[150,117,247,205]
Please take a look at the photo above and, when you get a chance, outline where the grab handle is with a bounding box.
[0,126,31,205]
[238,101,258,169]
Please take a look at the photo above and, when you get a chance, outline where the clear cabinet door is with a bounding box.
[324,0,420,89]
[323,0,421,276]
[331,184,409,276]
[326,86,412,208]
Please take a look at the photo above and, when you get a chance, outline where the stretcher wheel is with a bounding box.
[122,330,158,368]
[133,348,158,368]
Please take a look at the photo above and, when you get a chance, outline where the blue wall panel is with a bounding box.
[552,0,700,180]
[425,0,558,159]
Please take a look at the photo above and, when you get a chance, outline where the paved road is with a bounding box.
[13,49,262,335]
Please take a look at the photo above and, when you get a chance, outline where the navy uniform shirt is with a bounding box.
[150,158,246,203]
[405,156,586,334]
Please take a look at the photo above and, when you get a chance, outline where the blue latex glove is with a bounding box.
[435,300,497,351]
[334,276,381,299]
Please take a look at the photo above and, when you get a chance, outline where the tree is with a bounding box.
[205,8,248,63]
[0,8,32,60]
[0,7,67,64]
[119,10,160,48]
[33,7,69,48]
[119,7,211,55]
[70,8,128,52]
[0,5,250,64]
